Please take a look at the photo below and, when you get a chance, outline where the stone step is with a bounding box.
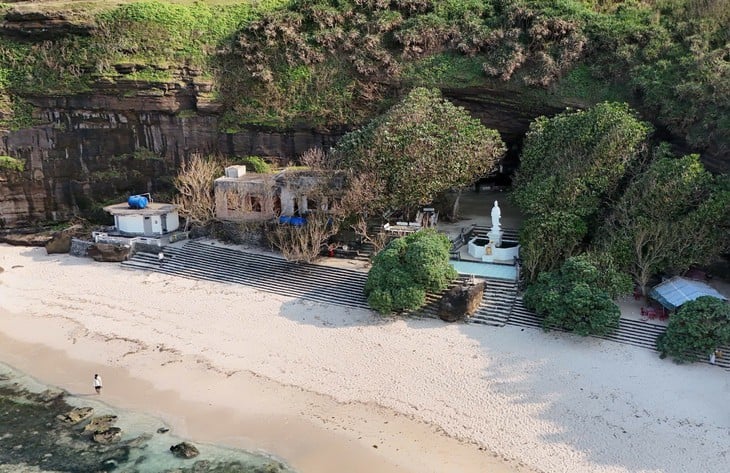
[125,241,370,309]
[122,241,729,370]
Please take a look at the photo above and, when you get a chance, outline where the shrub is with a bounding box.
[365,229,457,314]
[523,255,632,336]
[657,296,730,363]
[0,155,24,172]
[238,156,272,174]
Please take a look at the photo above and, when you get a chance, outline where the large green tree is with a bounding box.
[512,102,651,218]
[657,296,730,363]
[512,102,651,279]
[598,153,730,294]
[523,255,632,336]
[365,229,457,314]
[332,87,505,217]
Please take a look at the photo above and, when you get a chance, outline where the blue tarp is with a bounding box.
[649,276,727,310]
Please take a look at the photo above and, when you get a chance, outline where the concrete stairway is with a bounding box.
[469,278,519,327]
[506,296,730,369]
[471,225,520,241]
[409,276,472,319]
[123,240,370,309]
[123,241,729,369]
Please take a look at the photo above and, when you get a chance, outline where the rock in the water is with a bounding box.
[86,243,130,262]
[157,427,170,434]
[438,281,486,322]
[92,427,122,444]
[57,407,94,425]
[38,388,64,403]
[170,441,200,459]
[83,415,118,434]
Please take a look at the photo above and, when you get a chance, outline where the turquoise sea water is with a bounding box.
[0,362,293,473]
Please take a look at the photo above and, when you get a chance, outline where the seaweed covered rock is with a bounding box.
[56,406,94,425]
[92,427,122,445]
[170,441,200,459]
[83,414,118,434]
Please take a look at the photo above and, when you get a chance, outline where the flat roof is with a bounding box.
[103,202,177,216]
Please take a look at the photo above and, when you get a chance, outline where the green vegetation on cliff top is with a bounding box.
[0,0,727,162]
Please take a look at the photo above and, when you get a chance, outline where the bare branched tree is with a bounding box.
[299,147,328,168]
[173,154,224,229]
[268,211,341,263]
[350,215,391,254]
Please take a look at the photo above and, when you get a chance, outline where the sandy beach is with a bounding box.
[1,243,728,473]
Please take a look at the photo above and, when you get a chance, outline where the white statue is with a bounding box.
[491,200,501,233]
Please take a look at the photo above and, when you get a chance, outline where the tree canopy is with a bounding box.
[512,102,651,280]
[523,255,632,336]
[512,102,651,218]
[657,296,730,363]
[365,229,457,314]
[598,153,730,293]
[333,87,505,216]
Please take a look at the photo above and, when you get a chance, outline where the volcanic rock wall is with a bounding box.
[0,77,344,227]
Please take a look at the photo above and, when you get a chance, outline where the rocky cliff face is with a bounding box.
[2,71,554,228]
[0,76,346,228]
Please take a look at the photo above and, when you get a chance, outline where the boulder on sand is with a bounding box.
[87,243,130,262]
[438,281,485,322]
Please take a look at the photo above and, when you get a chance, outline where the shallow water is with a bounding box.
[0,363,294,473]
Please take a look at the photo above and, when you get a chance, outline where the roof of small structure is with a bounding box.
[103,202,177,216]
[649,276,728,310]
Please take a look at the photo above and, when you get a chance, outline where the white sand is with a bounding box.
[1,244,728,473]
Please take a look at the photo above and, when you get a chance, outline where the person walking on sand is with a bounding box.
[94,374,103,394]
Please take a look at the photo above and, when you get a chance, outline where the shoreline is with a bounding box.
[1,244,728,473]
[0,245,528,473]
[0,327,521,473]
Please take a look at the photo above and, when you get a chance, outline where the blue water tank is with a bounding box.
[127,195,149,209]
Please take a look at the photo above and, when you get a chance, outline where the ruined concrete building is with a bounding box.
[214,166,346,222]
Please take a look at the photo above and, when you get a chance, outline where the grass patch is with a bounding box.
[0,155,24,172]
[546,65,630,105]
[402,53,485,89]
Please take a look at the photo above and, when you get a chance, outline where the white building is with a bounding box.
[103,202,180,236]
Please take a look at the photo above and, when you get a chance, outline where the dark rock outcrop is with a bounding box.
[170,441,200,459]
[0,232,53,246]
[87,243,130,262]
[56,406,94,425]
[83,415,118,434]
[0,77,345,228]
[438,282,485,322]
[92,427,122,444]
[0,10,95,39]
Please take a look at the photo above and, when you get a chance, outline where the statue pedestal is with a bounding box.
[487,230,502,247]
